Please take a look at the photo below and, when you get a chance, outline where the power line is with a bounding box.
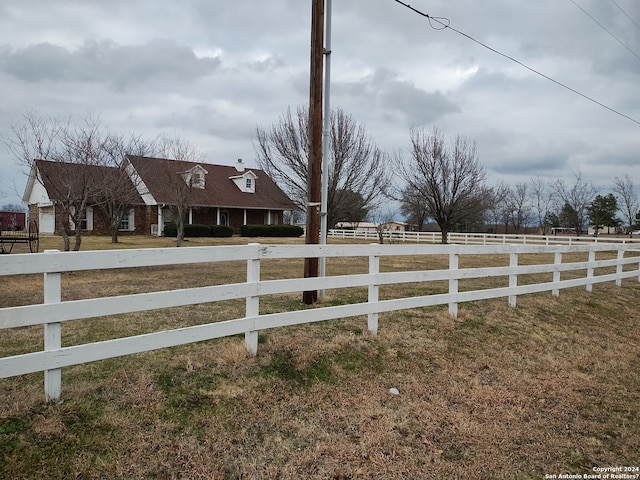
[393,0,640,127]
[610,0,640,32]
[569,0,640,62]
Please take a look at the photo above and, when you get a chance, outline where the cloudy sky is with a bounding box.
[1,0,639,212]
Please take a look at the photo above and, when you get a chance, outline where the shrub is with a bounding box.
[241,224,304,237]
[163,223,177,237]
[163,223,212,238]
[210,225,233,237]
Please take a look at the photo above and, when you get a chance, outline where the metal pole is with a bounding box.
[303,0,324,305]
[319,0,332,298]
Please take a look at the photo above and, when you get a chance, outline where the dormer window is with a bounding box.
[229,170,257,193]
[182,165,208,189]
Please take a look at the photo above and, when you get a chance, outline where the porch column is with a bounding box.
[243,209,247,225]
[216,208,220,225]
[156,207,163,236]
[188,208,193,225]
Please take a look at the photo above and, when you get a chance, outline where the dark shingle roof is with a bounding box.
[36,159,143,204]
[126,155,296,210]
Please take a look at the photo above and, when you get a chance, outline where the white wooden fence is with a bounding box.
[1,242,639,402]
[328,229,639,246]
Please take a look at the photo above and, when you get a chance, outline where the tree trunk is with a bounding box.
[56,216,71,252]
[440,229,448,244]
[61,229,70,252]
[73,229,82,251]
[176,219,185,247]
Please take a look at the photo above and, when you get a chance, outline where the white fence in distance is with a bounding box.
[1,242,639,402]
[328,229,640,246]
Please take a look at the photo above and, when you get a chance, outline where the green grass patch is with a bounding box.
[260,350,333,387]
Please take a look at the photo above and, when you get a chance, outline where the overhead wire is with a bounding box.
[568,0,640,62]
[609,0,640,32]
[392,0,640,127]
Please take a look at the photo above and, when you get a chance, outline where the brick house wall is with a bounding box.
[33,203,287,236]
[192,209,218,225]
[192,207,282,234]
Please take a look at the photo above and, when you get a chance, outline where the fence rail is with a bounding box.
[328,229,640,246]
[1,242,639,402]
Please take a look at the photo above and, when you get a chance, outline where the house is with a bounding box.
[23,159,146,235]
[23,156,297,236]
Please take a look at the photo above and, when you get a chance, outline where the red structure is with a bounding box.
[0,211,26,231]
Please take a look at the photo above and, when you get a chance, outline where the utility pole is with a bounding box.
[319,0,332,298]
[303,0,324,305]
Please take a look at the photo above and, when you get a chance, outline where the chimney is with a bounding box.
[235,158,245,172]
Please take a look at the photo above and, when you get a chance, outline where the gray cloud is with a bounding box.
[0,39,221,91]
[1,0,639,208]
[247,55,286,73]
[335,68,460,126]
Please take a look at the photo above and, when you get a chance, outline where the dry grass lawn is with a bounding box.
[1,235,639,479]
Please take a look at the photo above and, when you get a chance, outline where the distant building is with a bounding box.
[334,221,408,233]
[0,211,26,231]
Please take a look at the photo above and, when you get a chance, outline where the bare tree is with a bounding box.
[613,174,638,232]
[367,209,398,245]
[60,114,112,251]
[483,181,510,233]
[5,111,109,251]
[4,109,63,174]
[396,128,487,243]
[505,182,532,234]
[552,172,598,235]
[1,203,26,212]
[530,177,554,234]
[254,106,390,229]
[156,136,205,247]
[399,183,431,231]
[98,133,157,243]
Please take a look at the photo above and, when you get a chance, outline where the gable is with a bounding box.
[23,166,52,205]
[229,170,258,194]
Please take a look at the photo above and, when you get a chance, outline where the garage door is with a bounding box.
[39,207,55,234]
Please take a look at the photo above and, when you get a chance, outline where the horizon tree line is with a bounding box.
[4,108,639,248]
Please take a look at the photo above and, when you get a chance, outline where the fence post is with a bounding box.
[449,252,459,318]
[368,247,380,334]
[245,244,261,356]
[552,251,562,297]
[586,249,595,292]
[616,249,623,287]
[43,250,62,403]
[509,252,518,308]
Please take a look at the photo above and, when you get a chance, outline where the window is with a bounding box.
[79,210,88,230]
[264,211,277,225]
[220,211,229,226]
[193,173,204,189]
[245,178,253,189]
[71,207,93,231]
[119,210,134,231]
